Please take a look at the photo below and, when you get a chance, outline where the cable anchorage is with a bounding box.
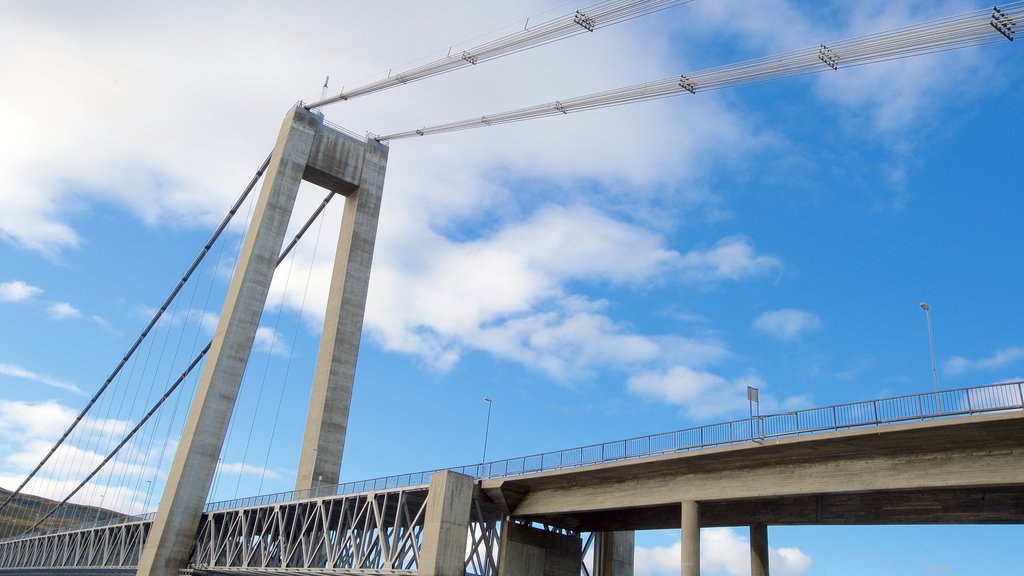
[574,10,597,32]
[992,6,1017,40]
[818,44,839,70]
[679,75,697,94]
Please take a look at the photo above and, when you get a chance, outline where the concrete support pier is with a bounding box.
[680,500,699,576]
[498,523,582,576]
[750,523,769,576]
[594,531,635,576]
[419,471,475,576]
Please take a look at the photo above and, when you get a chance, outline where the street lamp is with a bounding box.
[920,301,941,411]
[481,397,493,469]
[95,494,105,523]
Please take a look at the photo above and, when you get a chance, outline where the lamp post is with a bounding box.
[481,397,493,473]
[95,493,105,523]
[920,302,941,411]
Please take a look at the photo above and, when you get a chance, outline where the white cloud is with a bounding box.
[627,366,765,420]
[0,400,78,443]
[627,366,810,419]
[635,528,812,576]
[264,201,777,379]
[45,301,113,330]
[0,362,83,394]
[254,326,290,357]
[0,399,164,515]
[216,461,280,480]
[945,345,1024,376]
[0,280,43,302]
[678,237,782,283]
[753,309,822,341]
[48,301,81,319]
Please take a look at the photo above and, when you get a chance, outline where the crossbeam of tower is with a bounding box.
[378,2,1022,140]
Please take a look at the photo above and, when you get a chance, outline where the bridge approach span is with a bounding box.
[483,411,1024,531]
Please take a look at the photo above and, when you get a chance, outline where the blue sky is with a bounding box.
[1,0,1022,574]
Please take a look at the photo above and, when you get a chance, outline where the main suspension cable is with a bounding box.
[306,0,697,109]
[21,188,343,536]
[378,2,1022,140]
[0,152,274,519]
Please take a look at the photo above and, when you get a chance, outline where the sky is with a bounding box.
[1,0,1023,574]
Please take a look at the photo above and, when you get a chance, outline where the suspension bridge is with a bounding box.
[0,1,1021,575]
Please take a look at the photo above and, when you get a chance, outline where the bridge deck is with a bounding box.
[482,411,1024,530]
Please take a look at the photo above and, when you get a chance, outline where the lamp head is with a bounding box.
[920,302,930,311]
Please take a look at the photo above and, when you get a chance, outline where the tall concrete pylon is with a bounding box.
[137,105,388,576]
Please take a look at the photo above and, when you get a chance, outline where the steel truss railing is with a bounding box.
[0,487,503,575]
[0,518,149,571]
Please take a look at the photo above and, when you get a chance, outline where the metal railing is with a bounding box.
[10,381,1021,536]
[202,380,1023,512]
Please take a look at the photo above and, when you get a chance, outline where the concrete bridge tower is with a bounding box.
[137,105,388,576]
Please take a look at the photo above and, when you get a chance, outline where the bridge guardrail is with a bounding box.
[19,381,1020,532]
[199,380,1023,513]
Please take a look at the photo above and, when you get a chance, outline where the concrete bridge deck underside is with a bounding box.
[481,412,1024,531]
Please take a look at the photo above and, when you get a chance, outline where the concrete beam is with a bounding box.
[499,486,1024,531]
[420,471,474,576]
[137,105,321,576]
[294,132,389,492]
[750,524,768,576]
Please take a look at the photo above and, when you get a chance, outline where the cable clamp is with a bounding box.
[818,44,839,70]
[481,116,492,125]
[992,6,1016,41]
[574,10,596,32]
[415,129,425,136]
[394,74,409,84]
[678,75,697,94]
[461,51,479,65]
[554,101,568,114]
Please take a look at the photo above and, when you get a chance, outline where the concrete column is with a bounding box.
[680,500,699,576]
[498,523,583,576]
[419,471,474,576]
[594,531,634,576]
[750,523,769,576]
[137,105,321,576]
[295,137,389,493]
